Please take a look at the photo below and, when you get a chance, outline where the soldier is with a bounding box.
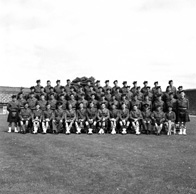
[162,86,172,103]
[31,103,43,134]
[77,93,88,109]
[165,105,176,135]
[103,80,112,93]
[119,102,130,134]
[27,92,37,111]
[152,81,160,95]
[136,86,143,102]
[130,81,137,95]
[86,101,98,134]
[53,102,65,134]
[121,81,128,94]
[42,103,54,134]
[141,94,152,111]
[130,94,141,110]
[34,80,42,97]
[19,102,32,134]
[153,94,165,111]
[96,87,105,101]
[112,80,119,94]
[176,90,190,135]
[126,86,133,101]
[141,81,149,95]
[84,80,91,94]
[54,80,61,95]
[37,86,47,100]
[68,93,77,110]
[89,94,98,109]
[48,93,57,111]
[153,86,163,101]
[109,103,120,134]
[98,94,109,109]
[57,86,67,101]
[165,92,177,115]
[145,86,153,101]
[114,87,122,102]
[176,86,183,99]
[44,80,52,95]
[151,105,165,135]
[58,94,67,111]
[86,85,96,101]
[37,93,47,111]
[94,80,101,93]
[76,86,86,101]
[47,87,57,100]
[109,95,120,110]
[105,88,112,102]
[167,80,177,97]
[65,103,76,134]
[26,86,35,99]
[141,104,152,134]
[7,95,20,133]
[17,92,27,110]
[65,79,72,95]
[120,94,130,110]
[97,102,110,134]
[130,105,143,135]
[75,102,87,134]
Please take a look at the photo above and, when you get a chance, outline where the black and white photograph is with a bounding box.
[0,0,196,193]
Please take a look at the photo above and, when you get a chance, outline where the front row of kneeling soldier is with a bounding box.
[7,90,190,136]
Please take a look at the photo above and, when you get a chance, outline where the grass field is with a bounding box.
[0,115,196,194]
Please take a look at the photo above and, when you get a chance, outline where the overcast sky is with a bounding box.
[0,0,196,90]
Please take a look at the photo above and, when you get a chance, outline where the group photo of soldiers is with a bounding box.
[7,78,190,136]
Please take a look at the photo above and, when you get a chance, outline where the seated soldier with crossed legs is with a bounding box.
[165,105,176,135]
[53,102,65,134]
[130,105,143,135]
[19,102,32,134]
[151,105,165,135]
[119,102,130,135]
[75,102,87,134]
[65,103,76,134]
[109,103,120,134]
[42,103,54,134]
[97,102,110,134]
[31,103,43,134]
[86,101,98,134]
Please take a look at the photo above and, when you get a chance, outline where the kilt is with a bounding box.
[178,109,190,122]
[7,111,19,123]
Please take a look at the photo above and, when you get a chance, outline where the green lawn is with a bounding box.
[0,115,196,194]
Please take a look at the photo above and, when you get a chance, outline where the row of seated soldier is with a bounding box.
[6,79,190,136]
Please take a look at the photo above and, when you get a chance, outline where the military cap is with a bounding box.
[168,80,173,84]
[30,86,35,90]
[67,79,70,82]
[60,93,65,97]
[57,102,63,106]
[81,93,85,96]
[100,101,106,105]
[157,86,161,89]
[24,102,29,106]
[36,80,41,83]
[98,86,103,89]
[146,86,151,89]
[178,86,183,89]
[30,92,35,95]
[136,86,141,89]
[40,93,45,96]
[154,81,158,85]
[91,93,96,96]
[126,86,130,88]
[50,92,55,96]
[143,103,150,107]
[18,92,23,96]
[143,81,148,84]
[105,80,109,83]
[95,80,100,83]
[47,80,50,83]
[49,87,54,90]
[78,101,83,105]
[113,80,118,84]
[89,85,94,88]
[157,94,162,97]
[123,81,127,85]
[60,86,65,90]
[11,95,17,98]
[167,104,173,108]
[106,88,111,91]
[133,81,137,84]
[101,94,105,97]
[56,80,60,83]
[116,87,120,90]
[121,93,126,97]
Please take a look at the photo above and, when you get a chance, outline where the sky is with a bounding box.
[0,0,196,90]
